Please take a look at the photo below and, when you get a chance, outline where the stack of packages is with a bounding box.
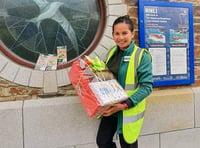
[68,56,128,118]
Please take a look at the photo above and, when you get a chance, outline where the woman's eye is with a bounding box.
[114,33,119,35]
[122,32,128,35]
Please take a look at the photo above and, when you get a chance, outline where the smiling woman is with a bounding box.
[0,0,105,68]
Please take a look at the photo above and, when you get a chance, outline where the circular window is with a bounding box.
[0,0,105,68]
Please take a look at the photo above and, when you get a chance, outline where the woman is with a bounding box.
[96,15,153,148]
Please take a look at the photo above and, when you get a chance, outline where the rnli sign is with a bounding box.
[139,1,194,87]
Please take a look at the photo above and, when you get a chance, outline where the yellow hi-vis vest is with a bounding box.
[106,45,150,144]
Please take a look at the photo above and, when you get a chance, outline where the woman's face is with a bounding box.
[112,23,135,51]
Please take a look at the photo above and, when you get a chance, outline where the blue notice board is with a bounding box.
[138,1,194,87]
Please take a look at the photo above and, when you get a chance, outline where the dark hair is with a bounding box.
[112,15,134,32]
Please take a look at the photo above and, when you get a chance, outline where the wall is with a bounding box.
[0,87,199,148]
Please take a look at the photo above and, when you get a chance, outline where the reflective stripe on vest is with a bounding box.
[125,84,138,90]
[123,110,145,124]
[123,111,144,123]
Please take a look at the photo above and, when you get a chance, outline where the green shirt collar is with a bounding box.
[116,42,135,56]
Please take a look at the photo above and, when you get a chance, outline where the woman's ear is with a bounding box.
[132,31,135,40]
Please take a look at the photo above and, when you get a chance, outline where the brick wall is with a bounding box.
[0,77,77,102]
[0,0,199,101]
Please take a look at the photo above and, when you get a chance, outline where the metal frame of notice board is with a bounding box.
[138,1,194,87]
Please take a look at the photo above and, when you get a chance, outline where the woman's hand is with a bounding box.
[102,103,126,116]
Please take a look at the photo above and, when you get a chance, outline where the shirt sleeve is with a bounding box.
[126,51,153,107]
